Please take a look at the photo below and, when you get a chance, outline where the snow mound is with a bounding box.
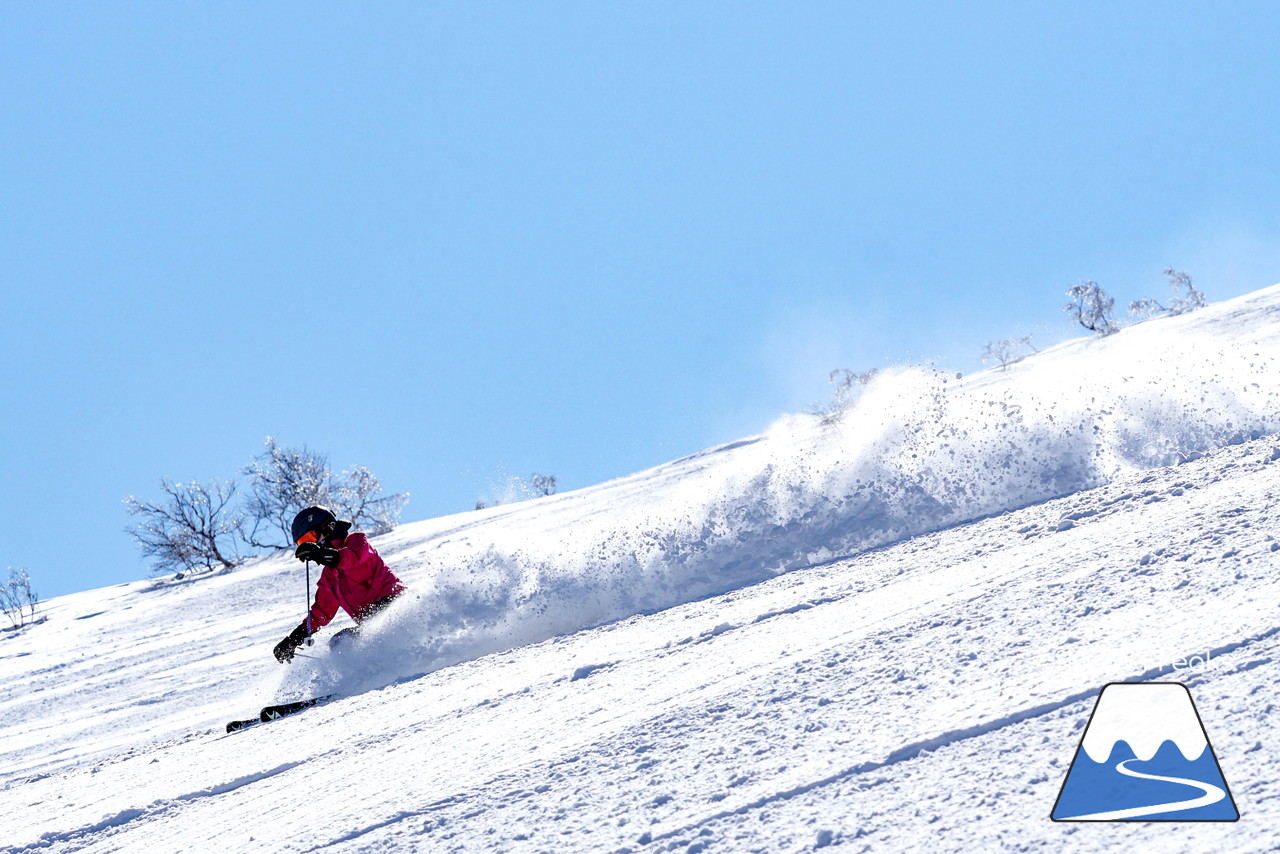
[280,288,1280,699]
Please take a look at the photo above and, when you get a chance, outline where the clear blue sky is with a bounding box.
[4,2,1280,598]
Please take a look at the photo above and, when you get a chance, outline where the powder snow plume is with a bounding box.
[279,287,1280,700]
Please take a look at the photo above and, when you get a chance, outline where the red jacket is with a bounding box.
[306,532,404,630]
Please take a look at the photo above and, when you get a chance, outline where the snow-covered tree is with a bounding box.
[1128,297,1164,321]
[124,478,243,577]
[812,368,879,425]
[1129,269,1207,320]
[241,438,333,549]
[1064,281,1118,336]
[332,465,409,535]
[242,437,409,547]
[530,473,557,497]
[0,566,39,629]
[981,336,1037,370]
[1164,268,1207,315]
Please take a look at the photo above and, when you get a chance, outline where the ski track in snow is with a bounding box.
[4,287,1280,852]
[14,762,304,852]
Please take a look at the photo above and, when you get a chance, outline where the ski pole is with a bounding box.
[304,559,315,647]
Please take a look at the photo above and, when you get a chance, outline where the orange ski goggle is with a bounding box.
[295,530,320,545]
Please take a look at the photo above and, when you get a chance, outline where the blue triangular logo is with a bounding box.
[1051,682,1238,821]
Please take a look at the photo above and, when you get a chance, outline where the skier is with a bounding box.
[272,505,406,663]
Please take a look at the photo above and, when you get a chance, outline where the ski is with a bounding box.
[225,716,259,733]
[260,695,331,721]
[224,695,334,733]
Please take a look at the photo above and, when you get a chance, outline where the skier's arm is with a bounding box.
[273,623,309,663]
[335,533,374,571]
[296,542,340,567]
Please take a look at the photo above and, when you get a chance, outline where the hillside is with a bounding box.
[3,287,1280,852]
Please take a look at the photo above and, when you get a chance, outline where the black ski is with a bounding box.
[260,695,330,721]
[225,695,334,733]
[225,716,259,733]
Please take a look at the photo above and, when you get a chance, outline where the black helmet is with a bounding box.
[291,505,336,544]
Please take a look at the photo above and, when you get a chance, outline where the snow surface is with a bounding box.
[4,287,1280,852]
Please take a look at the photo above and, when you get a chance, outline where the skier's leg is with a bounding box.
[329,626,359,651]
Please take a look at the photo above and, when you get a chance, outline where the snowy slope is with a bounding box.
[4,287,1280,852]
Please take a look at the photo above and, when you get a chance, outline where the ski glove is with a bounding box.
[295,542,340,567]
[273,622,310,663]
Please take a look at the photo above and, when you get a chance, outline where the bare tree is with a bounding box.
[124,478,242,577]
[241,437,332,549]
[1064,281,1118,336]
[1,566,39,629]
[981,336,1038,370]
[530,473,557,497]
[332,465,409,535]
